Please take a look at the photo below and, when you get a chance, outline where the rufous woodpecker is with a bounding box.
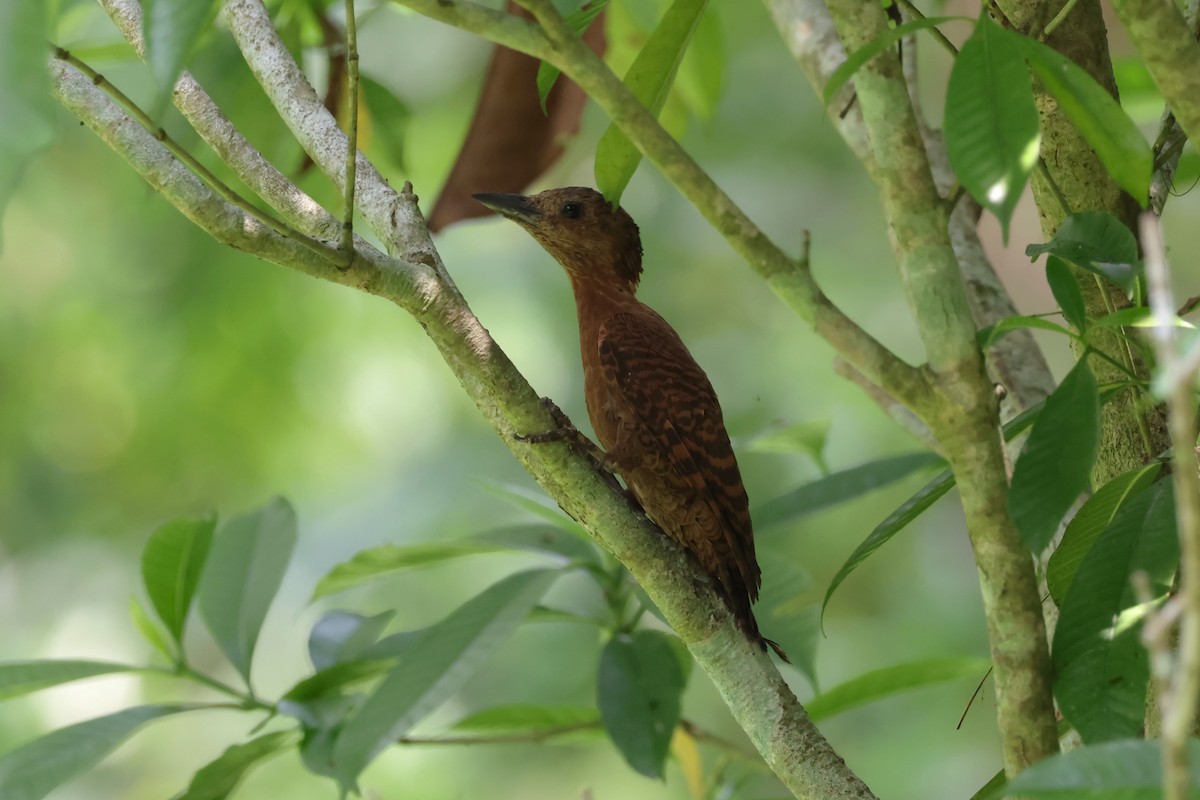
[474,187,785,660]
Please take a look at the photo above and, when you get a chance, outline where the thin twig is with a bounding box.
[1141,212,1200,800]
[893,0,959,55]
[1041,0,1082,38]
[398,721,600,746]
[341,0,359,264]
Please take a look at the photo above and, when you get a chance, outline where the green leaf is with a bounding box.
[312,541,529,600]
[805,658,991,722]
[1053,481,1178,743]
[198,497,298,685]
[674,4,724,118]
[1046,462,1162,605]
[1091,307,1193,330]
[176,731,298,800]
[1009,359,1099,552]
[449,704,601,734]
[471,524,602,565]
[141,513,216,647]
[994,738,1200,798]
[143,0,222,96]
[0,3,55,251]
[359,75,410,171]
[597,630,686,779]
[595,0,710,203]
[822,467,955,624]
[477,480,591,541]
[129,596,175,662]
[332,568,561,790]
[756,452,946,531]
[1046,256,1087,332]
[821,400,1050,623]
[977,315,1078,350]
[0,705,190,800]
[1016,36,1152,204]
[308,610,395,670]
[1025,211,1140,294]
[944,13,1040,238]
[536,0,610,109]
[824,16,964,106]
[0,661,138,703]
[282,660,394,704]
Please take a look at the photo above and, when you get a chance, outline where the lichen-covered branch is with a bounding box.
[1110,0,1200,147]
[389,0,933,418]
[821,0,1059,776]
[50,21,877,800]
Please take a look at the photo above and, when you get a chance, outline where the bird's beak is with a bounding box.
[472,193,542,225]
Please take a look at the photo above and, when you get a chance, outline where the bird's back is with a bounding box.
[580,303,767,645]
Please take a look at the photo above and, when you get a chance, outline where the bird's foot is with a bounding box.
[514,396,580,444]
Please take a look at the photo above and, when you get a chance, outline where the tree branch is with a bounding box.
[821,0,1059,776]
[49,19,877,799]
[390,0,933,419]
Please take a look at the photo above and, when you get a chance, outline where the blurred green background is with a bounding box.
[4,1,1200,798]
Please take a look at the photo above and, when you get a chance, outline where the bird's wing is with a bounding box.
[597,310,760,600]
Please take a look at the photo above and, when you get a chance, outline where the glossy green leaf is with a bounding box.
[595,0,709,203]
[945,13,1040,238]
[176,731,298,800]
[1053,482,1178,743]
[978,315,1078,350]
[449,704,601,734]
[1009,359,1099,552]
[1016,36,1152,204]
[806,658,990,722]
[0,705,190,800]
[994,738,1200,798]
[359,74,410,171]
[282,659,393,704]
[757,452,945,531]
[130,595,175,662]
[1046,256,1087,332]
[823,16,964,105]
[0,2,55,251]
[597,630,686,779]
[1025,211,1140,293]
[141,513,216,647]
[308,610,395,670]
[0,660,138,702]
[822,467,955,623]
[143,0,222,96]
[332,568,560,790]
[536,0,610,109]
[1046,462,1162,605]
[198,497,297,684]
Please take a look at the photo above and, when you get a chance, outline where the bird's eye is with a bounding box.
[561,202,582,219]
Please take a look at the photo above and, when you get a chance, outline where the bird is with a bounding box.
[474,187,785,660]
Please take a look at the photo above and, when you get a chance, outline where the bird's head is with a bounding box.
[473,187,643,293]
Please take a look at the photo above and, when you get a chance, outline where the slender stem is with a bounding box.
[894,0,959,55]
[1041,0,1082,39]
[50,48,341,265]
[146,664,274,711]
[1142,213,1200,800]
[399,721,599,746]
[340,0,359,262]
[1033,159,1072,221]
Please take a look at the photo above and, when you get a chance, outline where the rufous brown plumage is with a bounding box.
[475,187,784,660]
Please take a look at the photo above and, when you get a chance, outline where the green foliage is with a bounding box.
[0,660,138,702]
[537,0,611,109]
[1046,256,1088,332]
[143,0,224,103]
[177,731,299,800]
[597,630,686,779]
[1052,481,1178,743]
[823,16,965,107]
[805,658,991,722]
[198,497,297,685]
[991,739,1200,798]
[141,513,216,649]
[945,13,1040,238]
[359,74,411,171]
[594,0,710,203]
[1026,211,1141,294]
[0,705,193,800]
[1009,359,1099,552]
